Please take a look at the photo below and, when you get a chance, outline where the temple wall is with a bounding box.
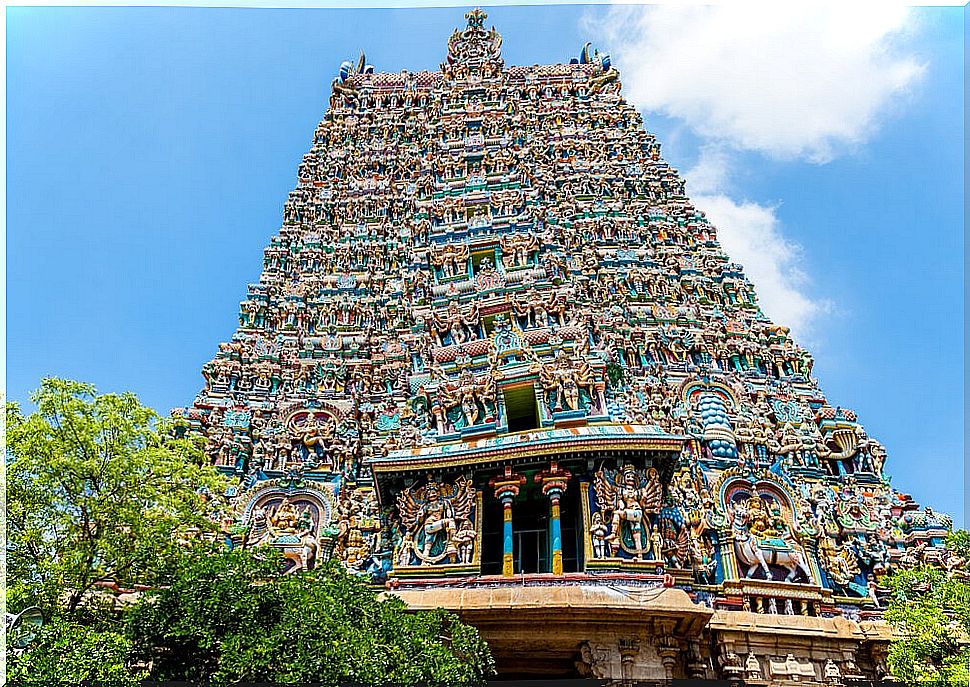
[175,10,954,683]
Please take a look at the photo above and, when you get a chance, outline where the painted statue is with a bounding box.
[593,465,663,559]
[396,476,476,565]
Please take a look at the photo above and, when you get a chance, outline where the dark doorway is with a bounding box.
[513,495,549,574]
[504,385,539,433]
[480,489,504,575]
[559,477,583,573]
[479,468,583,575]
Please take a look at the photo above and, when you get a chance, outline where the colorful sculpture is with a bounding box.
[730,493,814,583]
[396,476,476,565]
[173,8,956,680]
[593,465,663,560]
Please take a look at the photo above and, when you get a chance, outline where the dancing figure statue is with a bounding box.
[537,350,597,413]
[288,411,336,468]
[431,243,470,279]
[593,465,663,559]
[437,369,495,429]
[397,476,476,565]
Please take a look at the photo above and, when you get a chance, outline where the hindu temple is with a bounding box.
[175,10,954,683]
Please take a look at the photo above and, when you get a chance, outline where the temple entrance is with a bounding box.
[512,496,549,573]
[480,468,583,576]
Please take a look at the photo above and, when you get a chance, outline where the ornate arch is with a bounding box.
[679,376,740,409]
[238,482,337,537]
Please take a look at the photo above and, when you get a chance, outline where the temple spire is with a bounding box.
[179,10,948,681]
[442,7,503,80]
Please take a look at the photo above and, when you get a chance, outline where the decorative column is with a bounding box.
[719,527,739,582]
[687,640,708,680]
[489,466,525,577]
[653,620,681,682]
[535,461,572,576]
[617,638,640,686]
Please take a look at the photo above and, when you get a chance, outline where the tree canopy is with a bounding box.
[6,377,226,616]
[127,547,494,685]
[884,530,970,685]
[6,620,144,687]
[5,378,494,686]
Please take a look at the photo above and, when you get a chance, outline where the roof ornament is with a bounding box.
[572,42,612,72]
[330,52,374,111]
[338,52,374,83]
[442,7,503,79]
[465,7,487,30]
[571,42,620,95]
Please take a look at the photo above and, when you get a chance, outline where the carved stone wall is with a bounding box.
[176,9,954,680]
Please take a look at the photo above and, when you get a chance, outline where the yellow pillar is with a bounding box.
[535,461,571,577]
[490,466,525,578]
[551,499,563,576]
[502,502,514,577]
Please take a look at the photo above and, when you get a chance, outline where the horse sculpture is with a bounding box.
[731,497,814,583]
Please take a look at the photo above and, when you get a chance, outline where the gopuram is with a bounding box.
[175,10,955,683]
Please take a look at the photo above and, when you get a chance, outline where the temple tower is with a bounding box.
[177,9,949,682]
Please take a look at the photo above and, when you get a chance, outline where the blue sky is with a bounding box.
[6,4,964,525]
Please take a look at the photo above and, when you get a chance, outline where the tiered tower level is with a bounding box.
[178,10,952,682]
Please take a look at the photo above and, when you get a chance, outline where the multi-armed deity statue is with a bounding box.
[176,9,959,682]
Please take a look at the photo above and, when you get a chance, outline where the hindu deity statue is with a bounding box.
[437,369,495,429]
[268,498,300,535]
[537,350,597,414]
[291,412,336,468]
[730,493,814,583]
[396,476,476,565]
[593,465,663,559]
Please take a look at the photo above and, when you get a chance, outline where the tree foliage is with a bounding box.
[5,378,495,686]
[6,378,227,616]
[885,530,970,685]
[6,617,146,687]
[127,547,495,685]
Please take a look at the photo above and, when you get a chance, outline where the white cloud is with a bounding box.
[682,147,830,337]
[682,144,732,196]
[586,3,924,162]
[699,198,828,336]
[582,3,923,338]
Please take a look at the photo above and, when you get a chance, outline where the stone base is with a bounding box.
[389,579,895,683]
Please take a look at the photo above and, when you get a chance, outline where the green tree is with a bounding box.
[127,547,495,685]
[5,377,227,616]
[6,378,494,686]
[6,617,146,687]
[885,530,970,685]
